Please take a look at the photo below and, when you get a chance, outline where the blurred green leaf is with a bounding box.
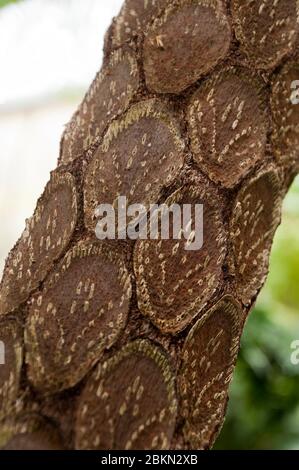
[216,177,299,450]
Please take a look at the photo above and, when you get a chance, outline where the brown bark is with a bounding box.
[0,0,299,450]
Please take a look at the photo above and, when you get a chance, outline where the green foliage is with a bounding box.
[0,0,21,8]
[216,177,299,450]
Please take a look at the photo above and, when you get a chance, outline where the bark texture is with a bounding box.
[1,0,299,450]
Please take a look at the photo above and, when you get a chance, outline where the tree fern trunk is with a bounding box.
[0,0,298,450]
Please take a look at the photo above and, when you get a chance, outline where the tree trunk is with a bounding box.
[0,0,299,450]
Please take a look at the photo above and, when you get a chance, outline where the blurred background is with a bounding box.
[0,0,298,450]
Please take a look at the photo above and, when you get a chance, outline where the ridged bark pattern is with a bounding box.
[0,0,299,450]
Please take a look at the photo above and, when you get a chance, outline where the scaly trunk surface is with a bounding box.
[0,0,299,450]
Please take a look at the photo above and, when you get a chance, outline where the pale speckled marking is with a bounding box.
[134,182,226,334]
[84,98,185,232]
[75,340,177,450]
[231,0,299,69]
[0,320,23,420]
[25,241,132,393]
[229,167,282,306]
[0,172,78,317]
[178,295,241,450]
[188,66,268,188]
[60,47,140,165]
